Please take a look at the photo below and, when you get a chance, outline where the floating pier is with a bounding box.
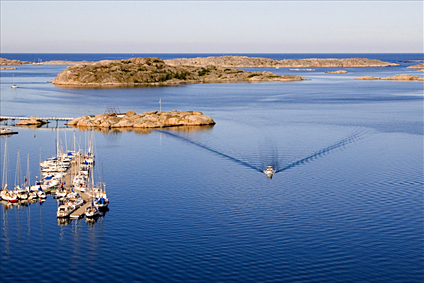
[70,194,90,219]
[0,116,74,127]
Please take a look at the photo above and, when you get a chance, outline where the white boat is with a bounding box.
[0,128,17,135]
[0,138,17,202]
[66,197,84,209]
[93,164,109,209]
[65,190,84,209]
[11,74,17,88]
[264,166,276,179]
[15,186,28,200]
[0,188,18,202]
[55,183,67,198]
[28,190,38,200]
[13,150,28,199]
[31,179,51,192]
[57,204,76,218]
[37,189,47,199]
[85,202,100,218]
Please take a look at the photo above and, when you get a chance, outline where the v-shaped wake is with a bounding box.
[157,129,364,178]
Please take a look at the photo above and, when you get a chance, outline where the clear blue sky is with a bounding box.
[1,1,422,53]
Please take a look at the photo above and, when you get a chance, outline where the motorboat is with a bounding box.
[85,202,100,218]
[57,204,76,218]
[264,166,276,179]
[0,128,17,135]
[11,74,17,88]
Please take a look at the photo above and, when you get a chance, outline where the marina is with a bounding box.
[0,131,109,221]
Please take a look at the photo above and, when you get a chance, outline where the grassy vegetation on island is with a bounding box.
[51,57,306,87]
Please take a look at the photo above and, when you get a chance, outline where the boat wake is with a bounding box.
[275,131,364,173]
[156,129,366,177]
[157,130,263,173]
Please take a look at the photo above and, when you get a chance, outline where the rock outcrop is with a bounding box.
[355,76,381,80]
[66,110,216,128]
[39,60,93,65]
[0,66,16,70]
[0,58,30,65]
[355,74,424,81]
[406,64,424,69]
[165,56,399,68]
[326,70,348,74]
[381,74,424,81]
[16,117,49,126]
[51,57,306,87]
[289,69,315,71]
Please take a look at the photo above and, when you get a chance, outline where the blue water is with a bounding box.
[0,54,423,282]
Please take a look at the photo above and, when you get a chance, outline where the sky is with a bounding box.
[1,1,423,53]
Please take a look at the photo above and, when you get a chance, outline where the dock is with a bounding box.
[0,116,74,127]
[57,154,95,219]
[70,194,90,219]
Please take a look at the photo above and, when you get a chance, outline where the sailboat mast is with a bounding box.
[2,138,8,190]
[15,149,20,187]
[27,153,30,188]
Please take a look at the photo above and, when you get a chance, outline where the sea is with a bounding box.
[0,53,423,282]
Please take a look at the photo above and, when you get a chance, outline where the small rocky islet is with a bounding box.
[355,74,424,81]
[67,110,216,129]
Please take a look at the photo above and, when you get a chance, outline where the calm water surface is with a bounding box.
[0,54,423,282]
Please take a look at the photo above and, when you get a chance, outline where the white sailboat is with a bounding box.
[85,166,100,218]
[11,74,17,88]
[1,138,18,202]
[93,164,109,209]
[14,150,29,200]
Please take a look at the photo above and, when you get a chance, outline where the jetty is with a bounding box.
[1,116,74,123]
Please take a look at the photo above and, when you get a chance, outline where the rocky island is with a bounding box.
[16,117,49,126]
[355,74,424,81]
[406,64,424,69]
[51,57,306,87]
[67,110,215,129]
[0,58,30,65]
[165,56,399,68]
[326,70,348,74]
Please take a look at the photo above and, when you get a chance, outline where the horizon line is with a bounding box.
[1,52,423,54]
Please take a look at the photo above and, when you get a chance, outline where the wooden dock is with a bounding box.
[0,116,74,127]
[58,155,94,219]
[0,116,74,121]
[70,198,90,219]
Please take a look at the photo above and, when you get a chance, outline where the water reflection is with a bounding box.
[57,217,72,226]
[68,124,214,135]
